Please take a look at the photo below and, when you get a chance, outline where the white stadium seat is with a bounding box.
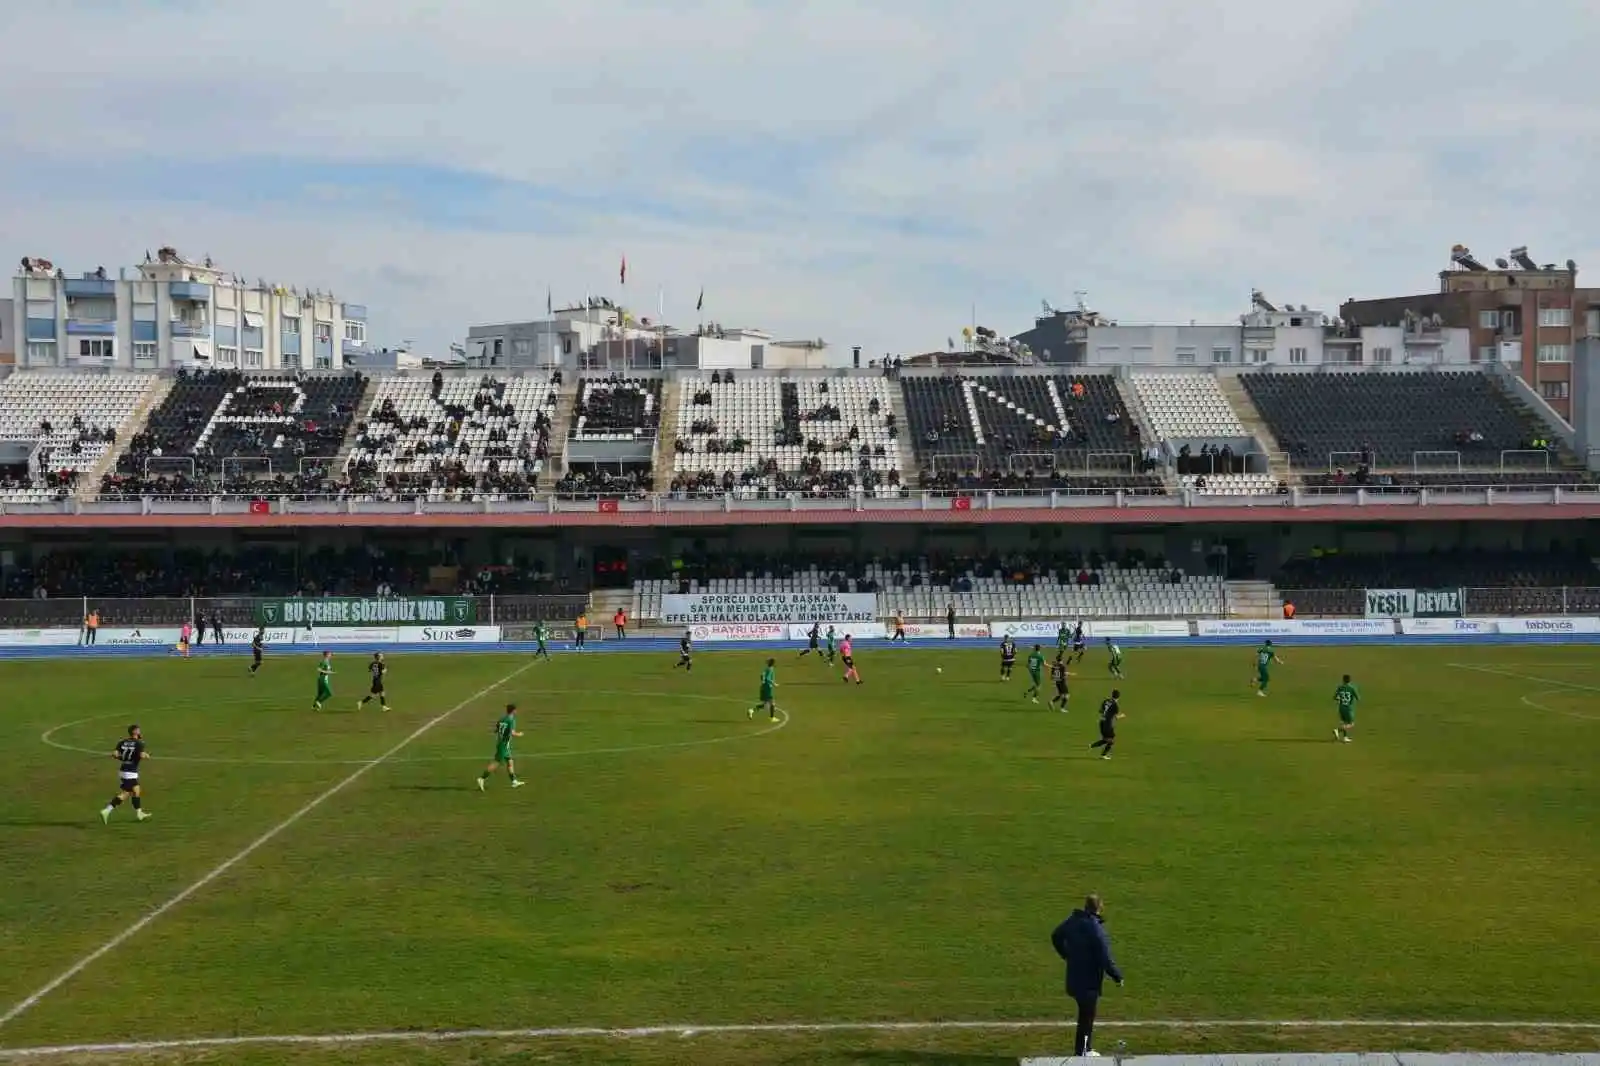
[1129,373,1247,440]
[0,372,156,502]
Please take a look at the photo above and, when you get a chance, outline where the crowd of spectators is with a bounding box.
[554,463,653,498]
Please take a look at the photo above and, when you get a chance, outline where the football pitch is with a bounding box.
[3,642,1598,1065]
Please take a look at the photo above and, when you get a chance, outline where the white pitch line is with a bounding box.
[1449,663,1600,697]
[3,1018,1600,1059]
[0,660,538,1032]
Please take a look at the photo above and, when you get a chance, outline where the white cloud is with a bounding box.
[3,0,1598,358]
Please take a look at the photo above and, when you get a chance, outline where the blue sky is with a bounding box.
[2,0,1597,358]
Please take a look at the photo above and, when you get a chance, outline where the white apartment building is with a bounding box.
[12,247,368,372]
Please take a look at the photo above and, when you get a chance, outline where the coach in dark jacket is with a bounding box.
[1051,894,1123,1056]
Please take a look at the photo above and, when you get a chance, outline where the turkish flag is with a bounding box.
[248,499,271,515]
[598,499,619,513]
[952,496,972,511]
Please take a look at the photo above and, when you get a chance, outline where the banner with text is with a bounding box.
[690,623,787,643]
[1196,618,1394,637]
[1493,616,1600,635]
[1364,588,1464,619]
[256,597,478,627]
[1399,618,1500,635]
[394,625,502,644]
[902,622,991,639]
[661,592,878,625]
[785,622,888,641]
[989,619,1189,640]
[0,628,82,647]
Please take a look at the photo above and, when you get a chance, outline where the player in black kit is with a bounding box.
[674,630,694,671]
[999,636,1017,680]
[101,724,151,823]
[798,621,822,659]
[357,652,390,711]
[248,627,266,675]
[1090,690,1122,759]
[1049,655,1071,712]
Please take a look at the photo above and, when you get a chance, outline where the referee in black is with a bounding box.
[1051,893,1124,1057]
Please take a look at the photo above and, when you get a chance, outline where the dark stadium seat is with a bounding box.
[1275,548,1600,616]
[571,376,662,441]
[899,373,1162,492]
[1240,369,1561,470]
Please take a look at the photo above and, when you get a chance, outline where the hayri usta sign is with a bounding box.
[257,597,477,627]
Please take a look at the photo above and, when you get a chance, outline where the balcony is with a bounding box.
[1404,325,1445,345]
[65,320,116,336]
[168,281,211,301]
[25,318,57,341]
[342,337,365,355]
[63,276,116,297]
[170,319,210,338]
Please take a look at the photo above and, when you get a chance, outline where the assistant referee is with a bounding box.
[1050,893,1124,1057]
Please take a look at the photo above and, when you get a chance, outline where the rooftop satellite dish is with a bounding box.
[1495,258,1510,269]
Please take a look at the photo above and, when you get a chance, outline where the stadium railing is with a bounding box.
[1277,587,1600,618]
[3,482,1597,517]
[0,594,589,629]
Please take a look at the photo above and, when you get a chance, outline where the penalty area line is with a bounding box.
[4,1019,1600,1058]
[0,660,538,1034]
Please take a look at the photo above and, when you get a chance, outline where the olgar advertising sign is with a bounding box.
[1364,588,1464,619]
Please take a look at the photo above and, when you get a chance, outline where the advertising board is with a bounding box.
[305,627,401,644]
[0,628,82,647]
[257,597,477,627]
[662,592,877,625]
[688,623,787,643]
[394,626,503,644]
[97,627,184,646]
[1195,619,1394,637]
[900,622,991,639]
[1398,618,1500,635]
[1492,616,1600,635]
[784,622,888,641]
[1364,588,1465,619]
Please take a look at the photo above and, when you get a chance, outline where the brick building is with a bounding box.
[1341,245,1600,419]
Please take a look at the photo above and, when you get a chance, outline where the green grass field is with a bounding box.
[3,641,1599,1065]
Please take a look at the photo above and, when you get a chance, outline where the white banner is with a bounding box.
[689,623,787,642]
[216,627,299,644]
[394,625,502,643]
[305,627,400,644]
[785,622,887,640]
[98,627,184,646]
[901,622,990,639]
[1399,618,1500,635]
[989,621,1076,640]
[661,592,878,625]
[0,628,82,646]
[1195,619,1394,637]
[1493,616,1600,635]
[1088,619,1191,639]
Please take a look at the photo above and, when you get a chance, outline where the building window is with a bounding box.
[281,315,300,335]
[283,351,301,369]
[314,322,333,343]
[132,341,158,364]
[25,342,56,364]
[243,349,263,368]
[217,346,239,366]
[343,321,364,343]
[1211,348,1232,364]
[1476,345,1497,362]
[78,338,113,359]
[1587,308,1600,337]
[1501,309,1518,333]
[1249,349,1268,363]
[1537,344,1570,363]
[1541,381,1570,400]
[562,336,573,356]
[1537,307,1571,328]
[1175,351,1195,366]
[1371,346,1392,363]
[314,353,333,369]
[1478,309,1499,329]
[1289,347,1307,364]
[492,339,504,357]
[513,338,533,357]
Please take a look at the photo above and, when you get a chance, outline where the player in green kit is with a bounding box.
[1333,674,1359,742]
[1105,638,1126,679]
[1057,623,1071,655]
[477,702,524,790]
[313,651,333,710]
[749,658,778,721]
[824,625,838,666]
[533,622,551,660]
[1023,645,1047,703]
[1253,639,1283,696]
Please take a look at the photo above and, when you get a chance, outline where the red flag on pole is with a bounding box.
[619,256,627,285]
[952,496,972,511]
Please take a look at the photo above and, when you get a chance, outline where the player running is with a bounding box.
[1023,645,1047,703]
[1090,691,1122,759]
[799,621,822,659]
[357,652,390,711]
[1071,621,1087,663]
[313,651,334,710]
[891,611,907,642]
[100,724,151,823]
[1049,654,1071,712]
[840,634,862,684]
[1254,640,1283,696]
[824,624,838,665]
[1106,638,1125,679]
[248,627,266,676]
[674,630,694,671]
[1334,674,1360,742]
[477,703,524,790]
[1056,622,1072,656]
[999,635,1017,680]
[533,621,552,660]
[749,658,779,721]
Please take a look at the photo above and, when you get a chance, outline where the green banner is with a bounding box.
[255,597,478,627]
